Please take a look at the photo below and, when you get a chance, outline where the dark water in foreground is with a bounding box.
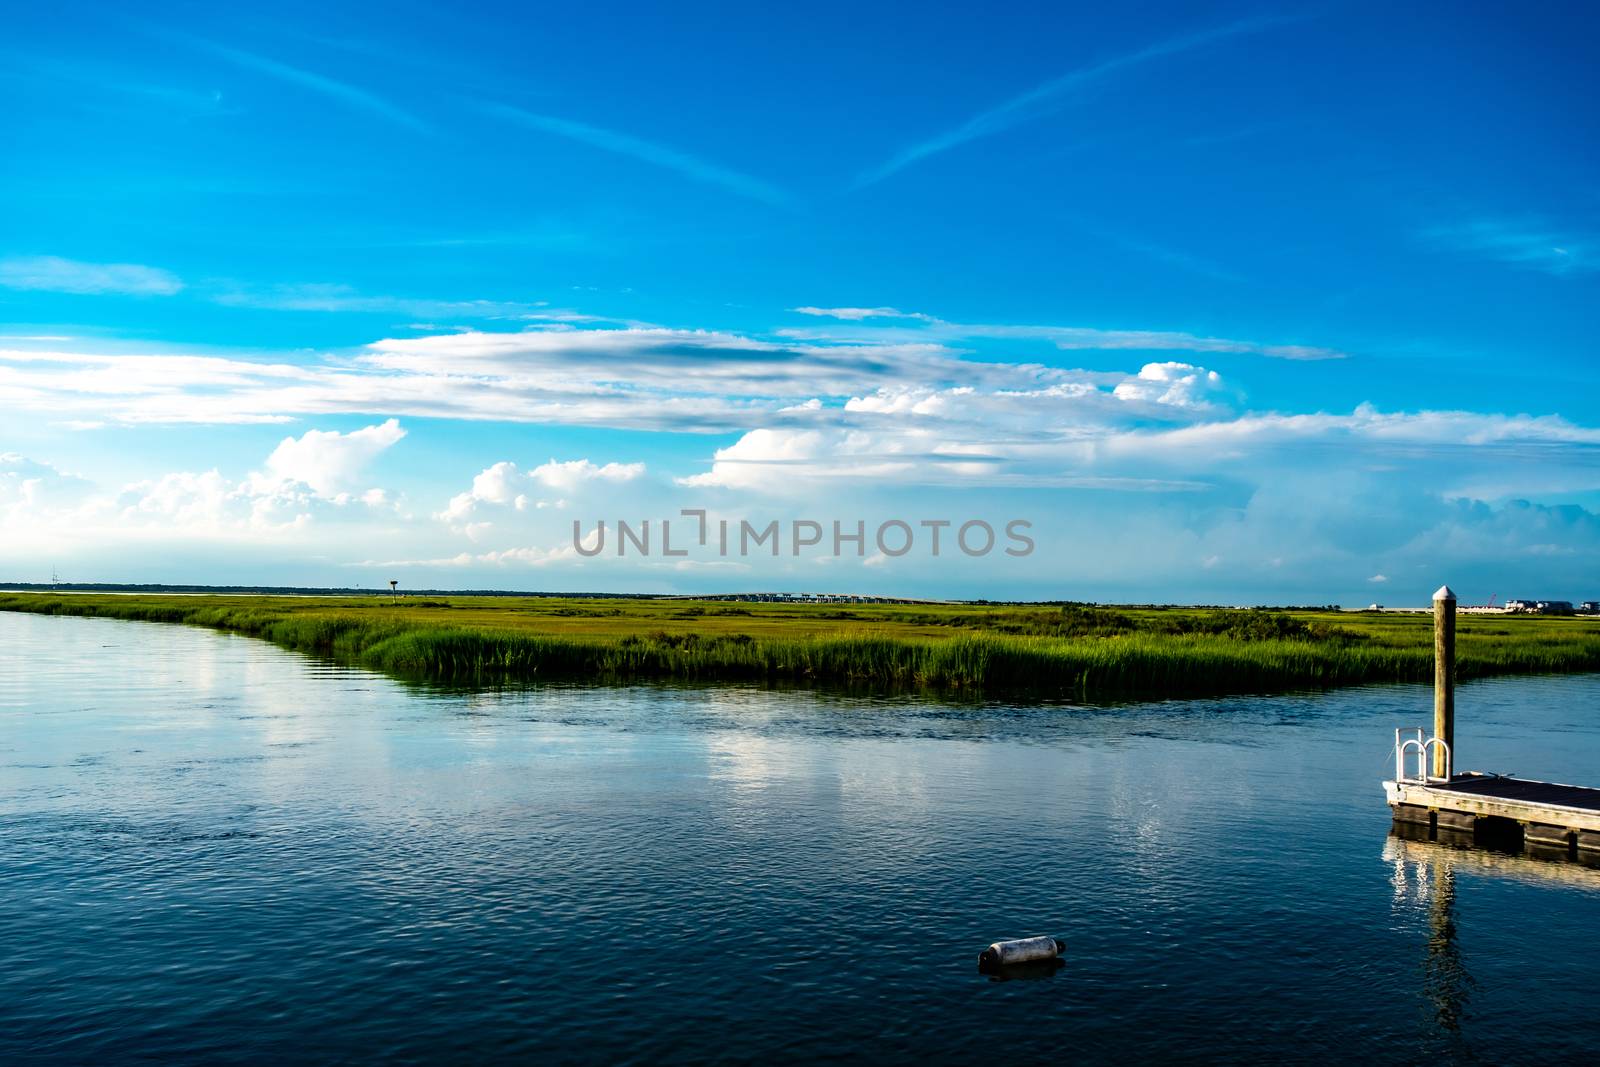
[3,613,1599,1064]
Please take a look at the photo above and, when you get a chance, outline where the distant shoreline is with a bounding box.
[0,582,1357,611]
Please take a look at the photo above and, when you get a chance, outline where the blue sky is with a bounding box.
[2,0,1597,603]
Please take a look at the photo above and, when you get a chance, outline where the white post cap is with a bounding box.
[1433,585,1456,601]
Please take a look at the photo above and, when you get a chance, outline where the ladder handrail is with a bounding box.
[1395,729,1451,784]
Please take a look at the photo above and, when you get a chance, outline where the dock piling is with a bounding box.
[1433,585,1456,779]
[1387,584,1600,862]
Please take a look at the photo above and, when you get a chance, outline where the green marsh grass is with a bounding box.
[2,592,1597,702]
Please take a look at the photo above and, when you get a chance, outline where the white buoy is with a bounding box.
[978,934,1065,971]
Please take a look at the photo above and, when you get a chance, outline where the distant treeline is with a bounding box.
[0,583,645,598]
[0,583,1342,610]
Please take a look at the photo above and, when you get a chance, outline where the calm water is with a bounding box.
[3,613,1599,1064]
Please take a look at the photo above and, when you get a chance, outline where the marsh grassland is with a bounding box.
[2,592,1596,701]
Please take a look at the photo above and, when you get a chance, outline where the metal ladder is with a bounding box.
[1394,726,1452,784]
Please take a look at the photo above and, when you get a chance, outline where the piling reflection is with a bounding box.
[1385,835,1473,1038]
[1386,829,1600,1049]
[1422,854,1469,1034]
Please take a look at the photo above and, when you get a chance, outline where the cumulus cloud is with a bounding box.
[0,255,183,296]
[0,453,94,522]
[118,421,404,533]
[261,418,406,495]
[530,458,646,491]
[679,362,1237,488]
[438,457,645,526]
[0,424,403,551]
[117,469,308,532]
[438,461,525,524]
[1111,362,1226,408]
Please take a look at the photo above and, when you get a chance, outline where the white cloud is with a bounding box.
[1111,362,1226,408]
[0,255,183,296]
[357,540,586,569]
[676,390,1600,495]
[261,418,406,495]
[530,458,645,491]
[468,461,524,505]
[679,427,932,489]
[0,423,404,557]
[5,317,1598,521]
[1368,574,1389,584]
[118,469,303,532]
[210,282,549,318]
[790,306,931,321]
[775,319,1346,361]
[117,421,404,535]
[438,458,645,526]
[0,453,93,523]
[0,315,1346,431]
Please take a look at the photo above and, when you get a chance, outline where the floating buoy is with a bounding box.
[977,934,1065,972]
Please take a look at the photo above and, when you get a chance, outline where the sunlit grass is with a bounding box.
[2,592,1596,701]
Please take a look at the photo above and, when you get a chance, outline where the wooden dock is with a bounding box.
[1383,584,1600,862]
[1387,773,1600,856]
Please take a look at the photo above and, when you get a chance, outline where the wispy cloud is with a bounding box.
[790,306,932,321]
[1105,234,1246,284]
[777,316,1346,360]
[6,56,234,119]
[1060,218,1246,284]
[1424,217,1595,277]
[481,101,788,207]
[0,260,619,324]
[208,281,546,318]
[182,36,429,133]
[856,12,1304,187]
[0,256,184,296]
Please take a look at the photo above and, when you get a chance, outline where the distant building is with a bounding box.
[1582,601,1599,614]
[1505,599,1574,614]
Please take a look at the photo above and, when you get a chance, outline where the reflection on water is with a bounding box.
[1383,830,1600,1055]
[980,957,1065,982]
[1387,838,1473,1038]
[4,612,1600,1064]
